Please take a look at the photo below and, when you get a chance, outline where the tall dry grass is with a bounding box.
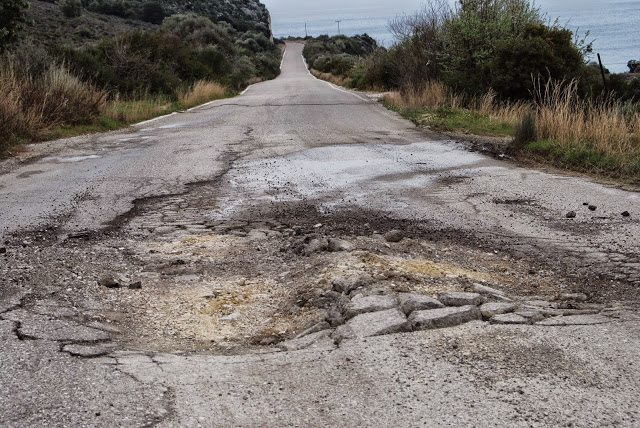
[533,79,640,158]
[383,77,640,175]
[383,81,528,127]
[0,59,107,149]
[311,69,351,87]
[103,94,172,123]
[177,80,227,109]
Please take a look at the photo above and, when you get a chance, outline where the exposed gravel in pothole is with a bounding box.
[2,200,635,357]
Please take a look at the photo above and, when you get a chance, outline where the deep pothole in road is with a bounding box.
[2,200,637,358]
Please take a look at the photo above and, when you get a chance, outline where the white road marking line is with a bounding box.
[134,112,178,127]
[280,45,287,69]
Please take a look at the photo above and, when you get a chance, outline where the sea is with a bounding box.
[262,0,640,73]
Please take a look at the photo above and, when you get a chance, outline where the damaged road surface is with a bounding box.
[1,42,640,427]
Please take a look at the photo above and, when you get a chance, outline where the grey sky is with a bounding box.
[261,0,602,19]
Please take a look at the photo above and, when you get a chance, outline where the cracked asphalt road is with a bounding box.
[1,42,640,427]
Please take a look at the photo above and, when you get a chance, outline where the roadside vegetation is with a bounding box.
[0,0,282,155]
[303,0,640,180]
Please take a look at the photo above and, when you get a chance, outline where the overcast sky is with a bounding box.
[261,0,604,18]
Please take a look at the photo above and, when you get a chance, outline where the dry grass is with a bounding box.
[103,95,172,123]
[383,82,527,127]
[402,81,456,109]
[0,59,107,149]
[534,79,640,157]
[384,78,640,176]
[246,77,264,85]
[311,69,351,87]
[177,80,227,109]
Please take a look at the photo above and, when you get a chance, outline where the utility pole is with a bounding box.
[335,20,341,35]
[305,22,308,38]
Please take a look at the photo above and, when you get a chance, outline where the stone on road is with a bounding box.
[479,302,517,319]
[398,293,445,315]
[409,305,482,330]
[344,294,398,319]
[438,291,484,307]
[490,313,530,325]
[333,308,409,341]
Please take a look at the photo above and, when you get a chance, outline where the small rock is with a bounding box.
[479,302,517,319]
[334,308,409,340]
[409,305,481,330]
[471,283,506,296]
[154,226,175,235]
[259,337,279,346]
[288,305,302,315]
[304,238,329,255]
[306,291,349,310]
[438,291,483,307]
[398,293,444,315]
[87,321,121,334]
[247,229,268,240]
[199,290,221,299]
[566,211,576,219]
[296,321,331,339]
[621,211,630,217]
[220,312,241,322]
[332,274,373,294]
[327,238,354,252]
[540,308,601,317]
[514,309,545,323]
[0,247,6,254]
[384,230,404,243]
[490,313,529,325]
[332,325,356,343]
[557,293,588,302]
[588,205,597,211]
[325,309,345,327]
[344,295,397,319]
[536,314,611,326]
[98,276,120,289]
[128,281,142,290]
[279,330,334,352]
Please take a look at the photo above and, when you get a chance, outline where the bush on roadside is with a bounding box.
[489,24,584,100]
[0,0,30,52]
[59,0,84,18]
[0,56,107,150]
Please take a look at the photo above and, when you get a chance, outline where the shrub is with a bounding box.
[60,0,83,18]
[177,80,226,107]
[0,0,30,52]
[0,57,106,149]
[490,24,584,100]
[141,2,165,24]
[162,14,236,55]
[511,112,537,151]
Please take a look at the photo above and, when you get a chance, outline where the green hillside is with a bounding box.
[1,0,281,153]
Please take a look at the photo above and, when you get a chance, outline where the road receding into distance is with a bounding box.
[1,42,639,427]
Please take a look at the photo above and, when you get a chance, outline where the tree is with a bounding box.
[441,0,545,94]
[490,24,584,99]
[0,0,30,52]
[141,1,165,25]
